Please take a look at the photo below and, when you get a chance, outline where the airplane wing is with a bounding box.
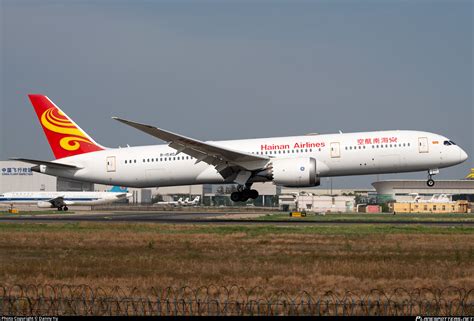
[47,196,66,208]
[10,158,81,170]
[112,117,270,182]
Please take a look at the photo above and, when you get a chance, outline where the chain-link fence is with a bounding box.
[1,285,472,316]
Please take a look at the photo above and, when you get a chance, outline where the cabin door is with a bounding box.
[106,156,116,172]
[330,142,341,158]
[418,137,429,153]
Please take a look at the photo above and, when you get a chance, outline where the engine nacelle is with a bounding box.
[265,157,320,187]
[37,201,53,208]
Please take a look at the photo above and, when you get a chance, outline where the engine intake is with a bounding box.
[262,157,320,187]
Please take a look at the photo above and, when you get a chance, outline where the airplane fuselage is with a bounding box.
[0,191,129,207]
[36,130,468,188]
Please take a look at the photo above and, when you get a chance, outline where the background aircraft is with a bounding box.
[155,197,184,206]
[0,186,132,211]
[183,196,201,206]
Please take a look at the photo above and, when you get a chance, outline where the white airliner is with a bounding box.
[155,197,184,206]
[0,186,132,211]
[183,196,201,206]
[12,95,468,202]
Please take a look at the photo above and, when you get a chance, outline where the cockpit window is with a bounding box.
[449,140,457,145]
[444,141,451,146]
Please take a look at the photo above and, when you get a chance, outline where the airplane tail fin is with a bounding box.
[109,186,128,193]
[28,94,105,159]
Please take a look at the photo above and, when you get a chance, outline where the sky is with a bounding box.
[0,0,472,188]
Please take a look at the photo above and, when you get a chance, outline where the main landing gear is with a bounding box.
[230,184,259,202]
[426,169,439,187]
[57,206,69,211]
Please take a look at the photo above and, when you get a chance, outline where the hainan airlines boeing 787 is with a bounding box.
[12,95,468,202]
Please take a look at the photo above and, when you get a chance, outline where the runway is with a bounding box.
[0,211,473,226]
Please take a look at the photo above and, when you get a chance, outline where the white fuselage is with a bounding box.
[37,130,468,188]
[0,191,129,207]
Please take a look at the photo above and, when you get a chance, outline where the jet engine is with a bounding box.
[260,157,320,187]
[37,201,53,208]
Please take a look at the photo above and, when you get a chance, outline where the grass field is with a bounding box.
[0,222,473,295]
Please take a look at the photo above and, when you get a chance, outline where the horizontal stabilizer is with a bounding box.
[9,158,81,170]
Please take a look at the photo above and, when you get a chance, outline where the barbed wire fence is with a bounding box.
[1,285,472,316]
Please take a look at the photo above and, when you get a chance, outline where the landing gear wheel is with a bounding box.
[427,179,435,187]
[240,195,249,202]
[57,207,63,211]
[249,189,259,199]
[63,206,69,211]
[231,192,241,202]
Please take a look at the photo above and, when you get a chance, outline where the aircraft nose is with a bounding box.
[460,147,468,163]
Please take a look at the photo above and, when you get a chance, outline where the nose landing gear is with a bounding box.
[427,178,435,187]
[426,169,439,187]
[230,184,259,202]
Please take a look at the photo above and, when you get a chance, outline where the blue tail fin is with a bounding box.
[109,186,128,193]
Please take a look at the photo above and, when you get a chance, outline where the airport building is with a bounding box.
[0,160,93,193]
[279,194,355,213]
[372,180,474,203]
